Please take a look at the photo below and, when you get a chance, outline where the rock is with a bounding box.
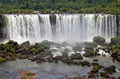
[84,43,98,57]
[71,53,83,60]
[46,55,54,62]
[100,72,109,77]
[93,59,98,62]
[118,76,120,79]
[83,52,91,57]
[6,40,18,46]
[4,70,9,73]
[88,72,96,78]
[53,56,63,60]
[104,65,116,74]
[19,71,40,79]
[80,61,91,66]
[109,77,116,79]
[21,41,30,47]
[91,62,99,66]
[0,57,6,63]
[36,59,46,64]
[91,65,99,73]
[0,51,5,57]
[73,44,82,52]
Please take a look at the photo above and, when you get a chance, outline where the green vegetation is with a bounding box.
[84,43,98,57]
[111,38,120,62]
[0,0,119,14]
[71,53,83,60]
[0,57,6,63]
[91,65,99,73]
[93,36,106,45]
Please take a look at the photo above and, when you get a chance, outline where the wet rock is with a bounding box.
[53,56,63,60]
[36,59,46,64]
[71,53,83,60]
[104,65,116,74]
[118,76,120,79]
[80,61,91,66]
[0,51,5,57]
[91,65,99,73]
[19,71,40,79]
[91,62,99,66]
[0,57,6,63]
[93,59,98,62]
[6,40,18,46]
[4,70,9,73]
[84,43,98,57]
[88,72,96,78]
[100,72,109,78]
[46,55,54,62]
[21,41,30,47]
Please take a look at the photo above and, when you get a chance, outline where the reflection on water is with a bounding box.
[0,56,120,79]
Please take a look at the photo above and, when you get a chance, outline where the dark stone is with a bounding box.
[91,65,99,73]
[104,65,116,74]
[93,59,98,62]
[80,61,91,66]
[118,76,120,79]
[100,72,109,77]
[71,53,83,60]
[36,59,46,64]
[21,41,30,47]
[88,72,96,78]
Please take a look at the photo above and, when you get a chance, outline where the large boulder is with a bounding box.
[71,53,83,60]
[21,41,30,47]
[104,65,116,74]
[84,43,98,57]
[80,61,91,66]
[93,36,106,45]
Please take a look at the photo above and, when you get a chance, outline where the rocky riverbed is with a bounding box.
[0,36,120,79]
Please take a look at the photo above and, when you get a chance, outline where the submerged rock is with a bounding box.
[19,71,40,79]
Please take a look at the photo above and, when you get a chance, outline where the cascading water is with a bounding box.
[3,14,117,43]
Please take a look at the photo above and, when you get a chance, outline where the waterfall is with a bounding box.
[3,14,117,43]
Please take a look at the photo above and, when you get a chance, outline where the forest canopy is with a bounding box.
[0,0,120,14]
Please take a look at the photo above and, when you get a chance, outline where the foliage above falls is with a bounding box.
[0,0,120,14]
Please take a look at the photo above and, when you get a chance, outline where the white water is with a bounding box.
[4,14,117,43]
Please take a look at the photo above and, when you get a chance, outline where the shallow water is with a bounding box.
[0,56,120,79]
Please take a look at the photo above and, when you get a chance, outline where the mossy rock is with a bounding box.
[91,65,99,73]
[71,53,83,60]
[0,57,6,63]
[111,38,120,45]
[93,36,106,45]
